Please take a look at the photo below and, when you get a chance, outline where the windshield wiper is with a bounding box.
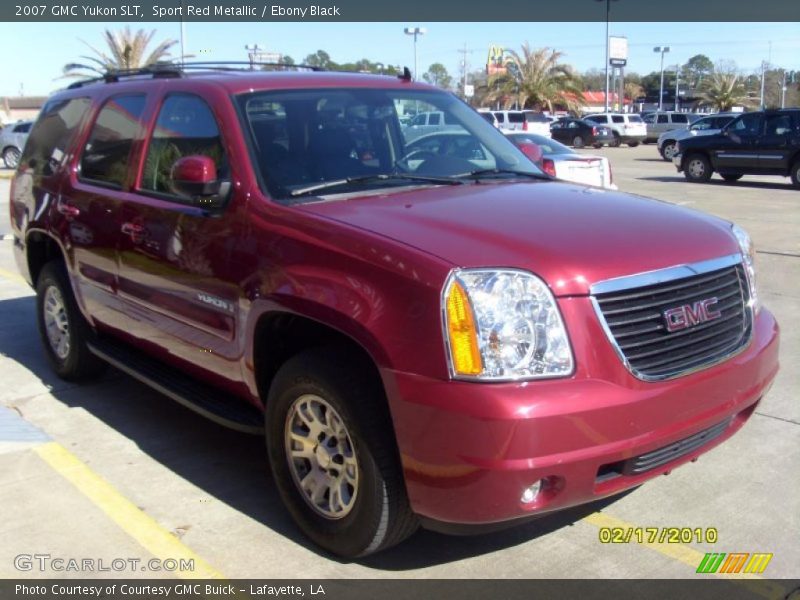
[454,168,552,181]
[290,173,464,197]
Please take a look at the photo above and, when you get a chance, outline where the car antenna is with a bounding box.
[398,66,412,82]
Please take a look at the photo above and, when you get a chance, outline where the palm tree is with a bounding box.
[485,45,584,113]
[63,27,178,78]
[698,71,751,112]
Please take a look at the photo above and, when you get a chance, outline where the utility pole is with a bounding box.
[781,70,787,108]
[675,67,680,111]
[245,44,263,70]
[458,43,469,98]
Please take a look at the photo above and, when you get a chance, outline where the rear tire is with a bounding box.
[609,134,621,148]
[35,261,106,380]
[627,141,640,148]
[265,347,418,557]
[572,135,585,149]
[683,154,713,183]
[790,161,800,189]
[721,174,743,183]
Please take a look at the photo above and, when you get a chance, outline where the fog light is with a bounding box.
[520,480,543,504]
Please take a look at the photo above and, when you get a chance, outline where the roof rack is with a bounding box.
[66,60,324,89]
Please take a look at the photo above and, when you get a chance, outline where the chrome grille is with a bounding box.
[593,259,752,380]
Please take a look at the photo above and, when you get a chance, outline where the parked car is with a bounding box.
[674,108,800,187]
[477,109,500,128]
[402,110,462,142]
[550,117,615,148]
[657,113,738,161]
[401,131,496,172]
[583,113,647,147]
[506,132,616,189]
[11,64,779,559]
[642,111,701,143]
[0,120,33,168]
[492,110,551,137]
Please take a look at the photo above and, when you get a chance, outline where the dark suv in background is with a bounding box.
[9,64,779,558]
[674,109,800,187]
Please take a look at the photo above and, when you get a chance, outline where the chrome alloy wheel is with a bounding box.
[43,285,70,359]
[285,394,359,519]
[663,143,677,160]
[687,158,707,179]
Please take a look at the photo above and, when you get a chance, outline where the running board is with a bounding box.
[87,338,264,435]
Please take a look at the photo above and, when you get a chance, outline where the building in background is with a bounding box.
[1,96,47,124]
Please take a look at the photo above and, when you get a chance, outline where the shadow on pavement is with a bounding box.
[0,293,634,569]
[636,176,795,191]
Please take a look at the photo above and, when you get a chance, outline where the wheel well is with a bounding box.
[26,232,63,286]
[2,145,19,155]
[253,313,384,407]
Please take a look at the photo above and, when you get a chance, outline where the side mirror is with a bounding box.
[516,141,543,163]
[170,155,221,198]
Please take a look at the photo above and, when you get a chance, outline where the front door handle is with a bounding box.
[121,222,146,242]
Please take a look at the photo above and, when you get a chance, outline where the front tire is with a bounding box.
[661,141,677,161]
[35,261,106,380]
[683,154,713,183]
[790,161,800,189]
[266,348,417,557]
[3,146,20,169]
[627,141,640,148]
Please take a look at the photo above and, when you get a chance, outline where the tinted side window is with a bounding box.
[732,113,761,135]
[13,123,32,133]
[672,114,688,123]
[141,94,226,196]
[508,113,524,123]
[657,115,669,124]
[764,114,792,136]
[19,97,91,177]
[80,95,146,188]
[428,113,441,125]
[612,116,624,124]
[494,113,505,123]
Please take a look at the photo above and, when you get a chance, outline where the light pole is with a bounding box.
[594,0,618,113]
[403,27,426,80]
[245,44,263,70]
[674,65,680,111]
[653,46,670,111]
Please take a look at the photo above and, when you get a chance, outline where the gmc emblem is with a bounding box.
[663,297,722,333]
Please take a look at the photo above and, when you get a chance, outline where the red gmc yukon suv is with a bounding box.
[9,65,779,557]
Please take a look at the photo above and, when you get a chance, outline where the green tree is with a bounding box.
[698,69,752,111]
[422,63,453,90]
[680,54,714,90]
[486,44,584,112]
[303,50,334,69]
[63,27,178,77]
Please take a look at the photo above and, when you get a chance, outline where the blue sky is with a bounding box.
[1,21,798,97]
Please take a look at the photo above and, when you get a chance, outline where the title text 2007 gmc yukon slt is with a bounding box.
[9,67,779,557]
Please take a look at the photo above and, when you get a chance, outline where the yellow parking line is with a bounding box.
[0,266,27,285]
[582,512,787,599]
[34,442,225,579]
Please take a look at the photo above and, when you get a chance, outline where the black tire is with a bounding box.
[35,261,106,380]
[608,134,621,148]
[721,174,743,183]
[627,141,640,148]
[592,142,604,149]
[683,153,713,183]
[572,135,585,149]
[790,161,800,189]
[660,141,677,162]
[3,146,20,169]
[266,347,417,557]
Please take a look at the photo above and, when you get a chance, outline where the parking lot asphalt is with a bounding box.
[0,146,797,582]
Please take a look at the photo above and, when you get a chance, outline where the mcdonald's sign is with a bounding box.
[487,44,507,76]
[696,552,773,574]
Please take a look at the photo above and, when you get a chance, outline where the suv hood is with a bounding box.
[298,181,739,296]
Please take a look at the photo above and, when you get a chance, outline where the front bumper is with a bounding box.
[673,153,683,170]
[383,303,779,525]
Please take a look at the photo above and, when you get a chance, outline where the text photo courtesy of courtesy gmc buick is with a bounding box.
[9,64,780,558]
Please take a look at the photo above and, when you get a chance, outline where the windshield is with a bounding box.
[237,88,542,202]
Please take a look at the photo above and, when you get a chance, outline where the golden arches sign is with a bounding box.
[487,44,507,75]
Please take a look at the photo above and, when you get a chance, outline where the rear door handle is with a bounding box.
[56,200,80,220]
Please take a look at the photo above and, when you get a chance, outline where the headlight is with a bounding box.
[731,223,758,311]
[442,268,574,381]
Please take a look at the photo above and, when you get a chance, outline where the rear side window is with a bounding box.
[627,115,643,123]
[507,112,524,123]
[657,115,669,124]
[524,112,548,123]
[612,116,625,124]
[672,114,688,123]
[80,95,146,188]
[13,122,31,133]
[428,113,441,125]
[494,112,505,123]
[140,94,226,196]
[19,97,91,177]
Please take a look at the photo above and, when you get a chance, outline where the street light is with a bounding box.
[653,46,670,111]
[595,0,619,113]
[403,27,426,81]
[245,43,263,70]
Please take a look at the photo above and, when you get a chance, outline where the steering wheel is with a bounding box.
[395,149,439,172]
